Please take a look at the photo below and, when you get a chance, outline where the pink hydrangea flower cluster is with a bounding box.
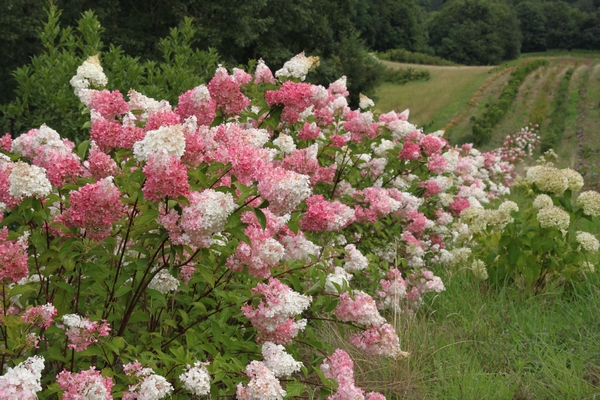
[142,150,190,201]
[242,278,311,344]
[57,367,114,400]
[0,227,29,284]
[84,141,119,179]
[56,177,125,241]
[350,323,408,359]
[300,195,356,232]
[207,66,251,117]
[320,349,386,400]
[22,303,57,329]
[334,291,386,327]
[174,85,217,126]
[61,314,111,352]
[0,132,12,151]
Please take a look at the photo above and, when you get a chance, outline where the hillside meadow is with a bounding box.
[335,54,600,399]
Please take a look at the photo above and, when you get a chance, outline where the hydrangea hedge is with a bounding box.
[1,45,599,399]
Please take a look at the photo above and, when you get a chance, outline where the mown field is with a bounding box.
[333,54,600,399]
[375,54,600,188]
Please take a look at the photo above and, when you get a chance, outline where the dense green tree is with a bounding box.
[541,1,583,49]
[353,0,428,52]
[428,0,521,65]
[516,2,547,52]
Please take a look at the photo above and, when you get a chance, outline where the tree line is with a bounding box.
[1,0,599,107]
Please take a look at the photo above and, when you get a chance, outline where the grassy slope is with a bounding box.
[375,61,493,133]
[341,55,600,399]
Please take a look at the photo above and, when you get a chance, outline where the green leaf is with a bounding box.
[285,381,306,397]
[253,208,267,231]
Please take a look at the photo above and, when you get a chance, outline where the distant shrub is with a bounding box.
[472,59,548,146]
[540,68,574,152]
[382,66,431,84]
[377,48,459,66]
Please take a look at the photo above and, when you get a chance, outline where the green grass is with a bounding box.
[321,272,600,399]
[375,61,493,133]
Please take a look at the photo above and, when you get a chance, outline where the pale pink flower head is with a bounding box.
[241,278,311,344]
[122,360,173,400]
[0,355,44,399]
[258,167,311,216]
[180,189,236,247]
[22,303,57,329]
[350,323,408,358]
[57,367,114,400]
[175,85,217,126]
[207,66,251,117]
[8,161,52,199]
[236,361,286,400]
[254,59,275,84]
[60,314,110,352]
[334,291,386,327]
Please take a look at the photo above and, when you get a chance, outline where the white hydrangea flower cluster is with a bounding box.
[272,134,296,154]
[261,342,303,377]
[533,194,553,209]
[241,128,271,148]
[275,52,319,81]
[236,361,286,400]
[471,259,488,280]
[128,89,172,121]
[181,190,236,245]
[576,231,600,253]
[70,55,108,98]
[576,191,600,217]
[387,119,416,140]
[371,139,396,157]
[133,125,186,161]
[536,205,570,230]
[11,124,67,157]
[148,269,179,294]
[343,244,369,272]
[0,355,44,398]
[137,374,173,400]
[281,234,321,262]
[359,93,375,109]
[179,362,211,396]
[562,168,584,192]
[9,161,52,199]
[450,247,472,267]
[526,165,568,195]
[325,266,353,294]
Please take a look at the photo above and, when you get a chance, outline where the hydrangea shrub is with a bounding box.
[0,48,569,399]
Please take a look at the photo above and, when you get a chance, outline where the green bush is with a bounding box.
[382,66,431,84]
[0,6,220,143]
[377,48,459,66]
